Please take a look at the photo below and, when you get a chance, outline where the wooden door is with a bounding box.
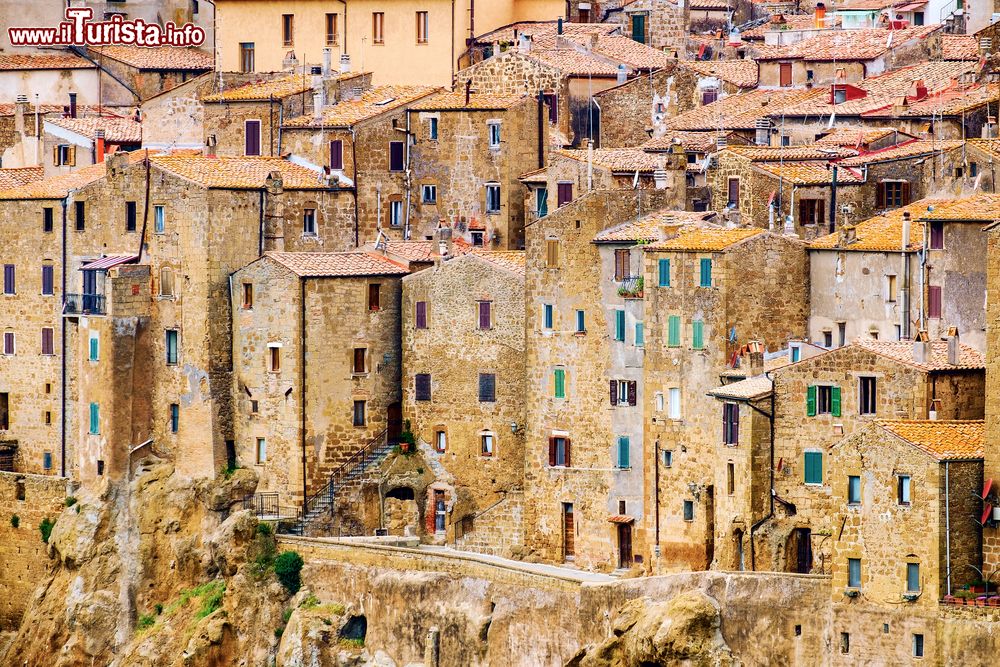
[794,528,813,574]
[779,63,792,87]
[387,401,402,441]
[562,503,575,561]
[618,523,633,569]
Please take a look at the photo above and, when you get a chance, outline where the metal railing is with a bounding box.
[64,293,106,316]
[617,276,644,298]
[242,492,280,518]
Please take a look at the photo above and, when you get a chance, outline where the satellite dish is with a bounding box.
[983,479,993,500]
[981,504,993,526]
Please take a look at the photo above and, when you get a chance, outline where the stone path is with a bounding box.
[417,544,616,583]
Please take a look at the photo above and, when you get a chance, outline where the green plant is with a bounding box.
[282,608,294,623]
[416,468,424,475]
[251,523,278,577]
[300,594,320,609]
[10,514,19,528]
[221,461,241,479]
[339,638,365,649]
[195,580,226,619]
[39,517,55,543]
[274,627,284,638]
[154,603,164,615]
[274,551,304,595]
[65,496,77,507]
[137,614,156,630]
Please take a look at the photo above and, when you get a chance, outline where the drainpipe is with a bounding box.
[336,0,347,56]
[451,0,456,84]
[404,115,413,240]
[919,214,927,330]
[901,212,911,339]
[268,95,275,156]
[748,375,777,571]
[258,189,265,257]
[945,461,952,596]
[536,90,545,169]
[60,196,68,478]
[654,438,661,560]
[351,128,360,247]
[828,164,838,235]
[301,277,308,521]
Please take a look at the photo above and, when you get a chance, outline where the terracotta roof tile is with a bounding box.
[724,145,859,160]
[555,147,668,173]
[809,198,946,251]
[594,210,718,242]
[570,34,673,70]
[680,60,759,88]
[379,238,472,262]
[837,139,964,166]
[708,375,774,400]
[645,226,764,251]
[525,48,621,76]
[941,34,980,60]
[918,193,1000,222]
[665,88,817,131]
[0,53,94,70]
[46,116,142,143]
[757,26,941,62]
[816,126,911,146]
[469,250,526,276]
[265,251,410,277]
[0,167,43,190]
[968,139,1000,159]
[753,161,864,185]
[150,155,330,190]
[409,90,529,111]
[854,337,985,371]
[643,131,731,153]
[0,151,147,200]
[743,15,841,39]
[518,166,548,183]
[837,0,898,9]
[90,45,213,70]
[202,74,313,102]
[282,86,439,128]
[864,83,1000,117]
[473,21,619,44]
[876,420,985,461]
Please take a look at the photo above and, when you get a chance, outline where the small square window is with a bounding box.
[848,558,861,588]
[840,632,850,654]
[256,437,267,464]
[575,310,585,333]
[488,122,501,148]
[303,208,317,235]
[435,430,446,452]
[898,475,911,505]
[268,345,281,372]
[154,205,165,234]
[428,117,438,141]
[663,450,673,467]
[481,433,494,456]
[848,475,861,505]
[169,403,179,433]
[683,499,694,521]
[422,184,437,204]
[353,400,366,426]
[242,283,253,309]
[250,399,259,414]
[486,183,501,214]
[913,633,924,658]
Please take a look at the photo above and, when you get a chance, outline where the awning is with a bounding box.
[608,515,635,524]
[80,254,139,271]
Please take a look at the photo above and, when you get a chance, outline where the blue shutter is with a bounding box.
[692,320,704,349]
[700,258,712,287]
[804,451,822,484]
[89,402,99,434]
[658,258,670,287]
[635,322,644,347]
[668,315,681,347]
[617,436,630,468]
[615,310,625,341]
[89,336,99,361]
[544,304,553,329]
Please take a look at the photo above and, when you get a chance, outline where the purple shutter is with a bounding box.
[3,265,13,294]
[610,380,618,406]
[330,140,343,170]
[930,222,944,249]
[3,332,12,355]
[627,381,637,406]
[415,301,427,329]
[557,183,573,207]
[245,120,261,156]
[42,265,54,295]
[41,328,53,355]
[479,302,491,329]
[928,286,942,319]
[389,141,404,171]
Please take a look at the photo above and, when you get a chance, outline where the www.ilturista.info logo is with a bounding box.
[8,8,205,48]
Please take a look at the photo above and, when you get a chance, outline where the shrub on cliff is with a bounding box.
[39,517,55,543]
[274,551,304,595]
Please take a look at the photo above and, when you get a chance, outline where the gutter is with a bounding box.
[748,373,777,571]
[301,277,308,522]
[352,128,360,247]
[60,196,68,478]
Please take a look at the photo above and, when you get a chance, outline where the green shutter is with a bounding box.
[89,337,98,361]
[804,451,822,484]
[700,258,712,287]
[537,188,548,217]
[692,320,704,349]
[806,385,817,416]
[617,436,630,468]
[89,402,99,434]
[658,258,670,287]
[668,315,680,347]
[615,310,625,341]
[831,386,842,417]
[635,322,644,347]
[554,368,565,398]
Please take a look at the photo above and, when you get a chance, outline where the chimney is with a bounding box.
[912,330,931,365]
[946,326,960,365]
[13,94,27,135]
[518,32,532,54]
[558,17,564,35]
[340,53,351,74]
[653,168,669,189]
[901,212,911,251]
[95,129,106,163]
[322,48,332,77]
[589,32,599,50]
[206,133,217,158]
[839,224,857,246]
[617,63,628,85]
[983,116,998,139]
[313,91,323,119]
[747,341,765,374]
[908,79,927,101]
[432,223,453,258]
[815,2,826,28]
[69,92,77,119]
[465,78,472,106]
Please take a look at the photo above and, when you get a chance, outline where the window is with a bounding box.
[542,93,558,123]
[859,377,877,415]
[43,207,54,233]
[557,182,573,207]
[372,12,384,44]
[630,12,646,43]
[415,301,427,329]
[250,400,258,414]
[428,117,438,141]
[75,201,85,230]
[663,449,673,467]
[256,437,266,464]
[325,13,338,45]
[89,402,99,434]
[683,500,694,521]
[699,258,712,287]
[89,334,99,361]
[907,562,920,592]
[575,310,585,333]
[727,462,735,495]
[239,42,254,73]
[723,403,739,445]
[727,178,739,208]
[927,286,942,319]
[40,327,53,355]
[125,201,137,232]
[479,373,496,402]
[481,432,494,456]
[41,264,54,296]
[368,283,381,311]
[841,632,850,655]
[668,387,681,419]
[330,140,344,170]
[543,304,553,330]
[701,87,718,105]
[244,119,261,156]
[614,248,630,281]
[154,205,165,234]
[2,331,13,355]
[389,199,403,227]
[655,392,664,412]
[0,393,7,430]
[929,221,944,249]
[667,315,681,347]
[692,320,704,349]
[435,430,446,453]
[478,301,491,330]
[610,380,637,406]
[913,633,924,658]
[658,258,670,287]
[536,187,548,217]
[886,274,897,302]
[614,309,625,341]
[848,558,861,588]
[898,475,911,505]
[421,184,437,204]
[169,403,179,433]
[352,400,366,426]
[799,199,825,226]
[488,121,501,148]
[389,141,404,172]
[353,348,366,374]
[43,451,52,470]
[242,283,253,309]
[300,207,317,235]
[779,62,792,87]
[165,330,179,365]
[616,436,630,469]
[471,231,484,247]
[485,183,501,214]
[3,264,14,294]
[791,345,801,363]
[281,14,294,46]
[635,322,644,347]
[808,385,840,416]
[268,345,280,372]
[804,450,823,485]
[546,239,560,268]
[415,373,431,401]
[553,368,566,399]
[878,181,909,208]
[55,144,75,166]
[159,267,174,297]
[848,475,861,504]
[549,436,570,466]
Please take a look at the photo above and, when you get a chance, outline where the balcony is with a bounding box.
[617,276,644,299]
[63,293,106,316]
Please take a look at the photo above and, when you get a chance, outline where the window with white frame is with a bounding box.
[487,121,501,148]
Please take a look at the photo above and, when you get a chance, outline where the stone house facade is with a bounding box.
[86,46,214,103]
[982,223,1000,573]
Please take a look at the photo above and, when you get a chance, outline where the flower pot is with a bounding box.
[977,597,988,607]
[400,442,410,453]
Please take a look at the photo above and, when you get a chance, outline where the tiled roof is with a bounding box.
[689,0,730,8]
[643,131,730,153]
[941,34,980,60]
[380,238,472,262]
[517,166,548,183]
[816,126,910,146]
[0,53,94,70]
[968,139,1000,159]
[202,74,320,102]
[90,45,213,70]
[809,198,945,251]
[645,226,764,251]
[864,83,1000,117]
[753,161,864,185]
[837,140,964,166]
[594,210,718,242]
[918,193,1000,222]
[555,148,666,173]
[265,251,410,277]
[473,21,619,44]
[708,375,773,400]
[282,86,439,128]
[0,167,43,190]
[469,250,526,276]
[409,90,528,111]
[526,48,621,76]
[665,88,817,131]
[837,0,898,9]
[742,15,841,39]
[680,60,759,88]
[724,145,858,161]
[151,155,330,190]
[570,34,673,70]
[46,116,142,143]
[854,337,985,371]
[876,420,985,461]
[757,25,940,62]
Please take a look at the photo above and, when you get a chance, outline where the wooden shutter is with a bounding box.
[53,145,60,166]
[692,320,704,349]
[557,182,572,207]
[627,381,637,406]
[876,183,886,209]
[901,181,911,205]
[479,301,491,329]
[732,404,739,442]
[668,315,680,346]
[67,146,76,166]
[42,265,53,295]
[831,386,842,417]
[658,259,670,287]
[565,438,572,467]
[548,437,557,466]
[930,222,944,249]
[330,140,343,170]
[700,258,712,287]
[41,328,53,355]
[415,301,427,328]
[779,63,792,87]
[928,286,942,319]
[610,380,618,406]
[817,201,825,226]
[389,141,405,171]
[798,199,809,225]
[245,121,260,156]
[479,373,495,402]
[806,385,817,416]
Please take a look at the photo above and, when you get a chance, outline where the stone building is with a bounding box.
[401,249,526,552]
[86,46,214,103]
[763,336,986,575]
[231,250,410,519]
[407,90,546,250]
[0,54,100,107]
[41,115,142,176]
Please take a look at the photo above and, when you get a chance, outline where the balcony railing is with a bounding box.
[617,276,644,299]
[242,492,280,518]
[64,293,106,316]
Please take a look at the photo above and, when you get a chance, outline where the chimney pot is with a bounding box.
[947,326,960,365]
[913,330,931,364]
[340,54,351,74]
[69,92,77,119]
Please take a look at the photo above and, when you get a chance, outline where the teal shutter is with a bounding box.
[89,337,98,361]
[631,14,645,43]
[804,451,822,484]
[831,386,842,417]
[635,322,644,347]
[554,369,565,398]
[668,315,681,347]
[658,258,671,287]
[537,188,548,217]
[617,436,630,468]
[692,320,704,349]
[806,385,817,416]
[89,402,99,434]
[615,310,625,341]
[699,258,712,287]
